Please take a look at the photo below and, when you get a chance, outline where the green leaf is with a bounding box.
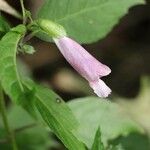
[37,0,144,43]
[68,97,143,148]
[0,25,26,103]
[0,24,85,149]
[22,79,86,150]
[91,127,104,150]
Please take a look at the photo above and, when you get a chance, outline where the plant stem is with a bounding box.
[15,123,36,133]
[20,0,26,24]
[0,123,37,144]
[0,85,18,150]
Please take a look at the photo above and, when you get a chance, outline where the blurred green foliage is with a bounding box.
[68,97,143,149]
[0,105,55,150]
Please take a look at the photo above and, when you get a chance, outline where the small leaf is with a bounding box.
[68,97,143,148]
[91,127,104,150]
[22,44,35,54]
[37,0,144,43]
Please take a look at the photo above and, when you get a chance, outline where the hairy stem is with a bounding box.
[0,84,18,150]
[20,0,26,24]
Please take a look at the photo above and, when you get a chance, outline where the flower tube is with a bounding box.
[53,37,111,97]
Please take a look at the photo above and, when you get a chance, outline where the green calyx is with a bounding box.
[36,19,67,38]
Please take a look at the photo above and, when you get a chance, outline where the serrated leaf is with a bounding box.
[68,97,143,148]
[22,79,86,150]
[37,0,144,43]
[0,25,26,103]
[91,127,104,150]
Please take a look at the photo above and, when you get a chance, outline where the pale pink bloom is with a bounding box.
[53,37,111,98]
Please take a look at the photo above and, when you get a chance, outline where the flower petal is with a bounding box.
[89,79,111,98]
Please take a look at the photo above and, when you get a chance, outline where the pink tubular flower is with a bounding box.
[53,37,111,98]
